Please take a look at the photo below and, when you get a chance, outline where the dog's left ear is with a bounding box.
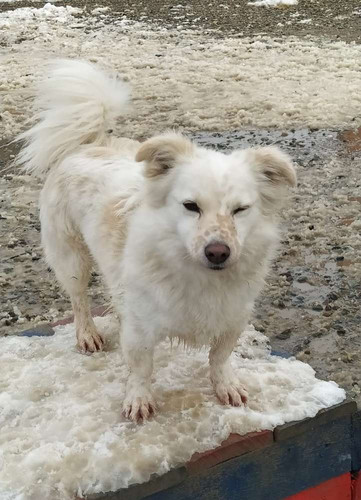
[249,146,296,210]
[136,133,194,178]
[252,146,297,187]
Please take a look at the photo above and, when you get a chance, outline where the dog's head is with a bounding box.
[136,133,296,271]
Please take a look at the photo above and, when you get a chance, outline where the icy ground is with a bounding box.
[0,316,345,499]
[1,4,361,138]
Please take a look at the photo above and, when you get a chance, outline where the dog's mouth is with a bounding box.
[208,265,225,271]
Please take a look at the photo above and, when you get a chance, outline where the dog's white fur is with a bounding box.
[18,60,296,421]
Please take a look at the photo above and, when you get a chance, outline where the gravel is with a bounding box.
[2,0,360,43]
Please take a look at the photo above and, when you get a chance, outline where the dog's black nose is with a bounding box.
[205,243,230,265]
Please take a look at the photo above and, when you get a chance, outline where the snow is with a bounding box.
[1,5,361,141]
[0,316,345,500]
[0,3,80,26]
[248,0,298,6]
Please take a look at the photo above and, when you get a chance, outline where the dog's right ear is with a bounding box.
[135,133,194,178]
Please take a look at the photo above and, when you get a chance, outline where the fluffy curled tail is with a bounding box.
[16,59,130,177]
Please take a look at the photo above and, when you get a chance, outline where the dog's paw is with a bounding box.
[77,329,104,353]
[213,379,248,407]
[123,390,157,422]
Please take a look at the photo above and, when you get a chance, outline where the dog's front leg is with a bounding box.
[209,331,248,407]
[121,318,157,422]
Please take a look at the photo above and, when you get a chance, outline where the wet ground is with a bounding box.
[1,127,360,404]
[1,0,361,43]
[0,0,360,405]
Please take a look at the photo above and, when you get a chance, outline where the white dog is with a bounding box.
[18,60,296,422]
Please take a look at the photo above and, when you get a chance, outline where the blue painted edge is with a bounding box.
[270,350,292,359]
[16,323,290,357]
[144,416,353,500]
[14,318,291,358]
[352,410,361,472]
[15,324,292,361]
[16,324,55,337]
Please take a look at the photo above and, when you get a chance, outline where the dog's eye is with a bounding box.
[183,201,201,213]
[233,206,249,215]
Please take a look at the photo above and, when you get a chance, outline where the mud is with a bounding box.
[1,0,360,43]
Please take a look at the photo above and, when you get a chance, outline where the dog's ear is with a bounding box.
[248,146,296,211]
[135,133,194,178]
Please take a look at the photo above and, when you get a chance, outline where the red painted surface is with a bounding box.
[352,472,361,500]
[286,473,351,500]
[186,430,273,474]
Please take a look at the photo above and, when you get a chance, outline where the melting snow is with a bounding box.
[0,316,345,500]
[248,0,298,6]
[1,4,361,140]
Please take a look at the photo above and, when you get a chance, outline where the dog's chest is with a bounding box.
[143,274,258,343]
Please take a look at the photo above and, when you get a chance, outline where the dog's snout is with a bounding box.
[205,243,230,265]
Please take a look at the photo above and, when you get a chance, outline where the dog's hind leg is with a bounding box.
[42,223,104,353]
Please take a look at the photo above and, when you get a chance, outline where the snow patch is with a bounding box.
[0,316,345,500]
[0,3,80,26]
[248,0,298,7]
